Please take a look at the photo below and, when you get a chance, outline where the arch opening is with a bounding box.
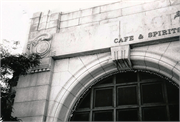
[54,51,180,122]
[69,71,179,121]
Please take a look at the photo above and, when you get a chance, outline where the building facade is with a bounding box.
[13,0,180,121]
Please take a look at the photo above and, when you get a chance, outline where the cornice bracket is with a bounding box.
[111,45,132,71]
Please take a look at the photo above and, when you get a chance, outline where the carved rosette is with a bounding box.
[27,33,53,58]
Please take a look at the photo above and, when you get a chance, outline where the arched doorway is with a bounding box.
[70,71,179,121]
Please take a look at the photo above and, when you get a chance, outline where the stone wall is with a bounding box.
[13,0,180,122]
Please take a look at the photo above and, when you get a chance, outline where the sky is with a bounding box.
[1,0,119,53]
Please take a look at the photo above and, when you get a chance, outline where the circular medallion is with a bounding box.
[36,41,50,56]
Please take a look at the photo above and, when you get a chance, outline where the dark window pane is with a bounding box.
[166,81,179,103]
[93,111,113,121]
[142,83,164,104]
[142,106,167,121]
[140,72,160,81]
[78,91,91,109]
[71,112,89,121]
[169,105,179,121]
[96,76,113,85]
[117,109,138,121]
[94,88,113,107]
[117,86,137,105]
[116,72,137,83]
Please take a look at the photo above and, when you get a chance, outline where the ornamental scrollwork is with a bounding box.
[27,33,53,58]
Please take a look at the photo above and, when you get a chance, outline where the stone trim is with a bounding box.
[51,50,179,122]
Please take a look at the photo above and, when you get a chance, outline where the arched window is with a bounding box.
[70,71,179,121]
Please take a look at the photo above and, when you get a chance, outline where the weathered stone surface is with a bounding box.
[13,100,46,117]
[32,12,42,18]
[40,15,49,23]
[61,11,81,21]
[81,8,92,17]
[60,19,79,28]
[15,85,49,102]
[32,17,40,24]
[68,57,84,75]
[14,1,180,122]
[47,20,60,28]
[51,71,72,86]
[30,24,38,32]
[92,6,100,15]
[17,116,44,122]
[162,41,180,61]
[49,13,60,21]
[52,21,119,56]
[38,22,47,30]
[101,2,121,12]
[54,59,69,72]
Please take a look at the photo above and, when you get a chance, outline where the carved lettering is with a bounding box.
[153,32,158,37]
[129,36,134,41]
[148,32,152,38]
[114,38,118,43]
[171,28,177,33]
[162,30,167,35]
[168,29,171,34]
[178,27,180,32]
[138,34,143,39]
[119,38,124,43]
[158,31,161,36]
[114,27,180,43]
[124,37,128,42]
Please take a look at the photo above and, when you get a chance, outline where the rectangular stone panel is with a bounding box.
[49,13,60,21]
[30,24,39,32]
[38,22,47,30]
[13,100,46,117]
[60,19,79,28]
[52,21,119,56]
[32,12,42,18]
[61,11,81,21]
[47,20,60,29]
[15,85,49,102]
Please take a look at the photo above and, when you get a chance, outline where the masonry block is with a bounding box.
[32,12,42,18]
[47,20,60,29]
[60,19,79,28]
[14,100,46,117]
[30,24,39,32]
[19,116,44,122]
[92,6,100,14]
[38,22,47,30]
[40,15,49,23]
[49,13,60,21]
[46,27,59,34]
[68,57,84,75]
[122,4,143,15]
[51,71,72,87]
[101,2,121,13]
[36,72,51,85]
[54,59,69,72]
[32,17,40,24]
[81,8,92,17]
[47,101,59,117]
[29,31,39,39]
[61,11,81,21]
